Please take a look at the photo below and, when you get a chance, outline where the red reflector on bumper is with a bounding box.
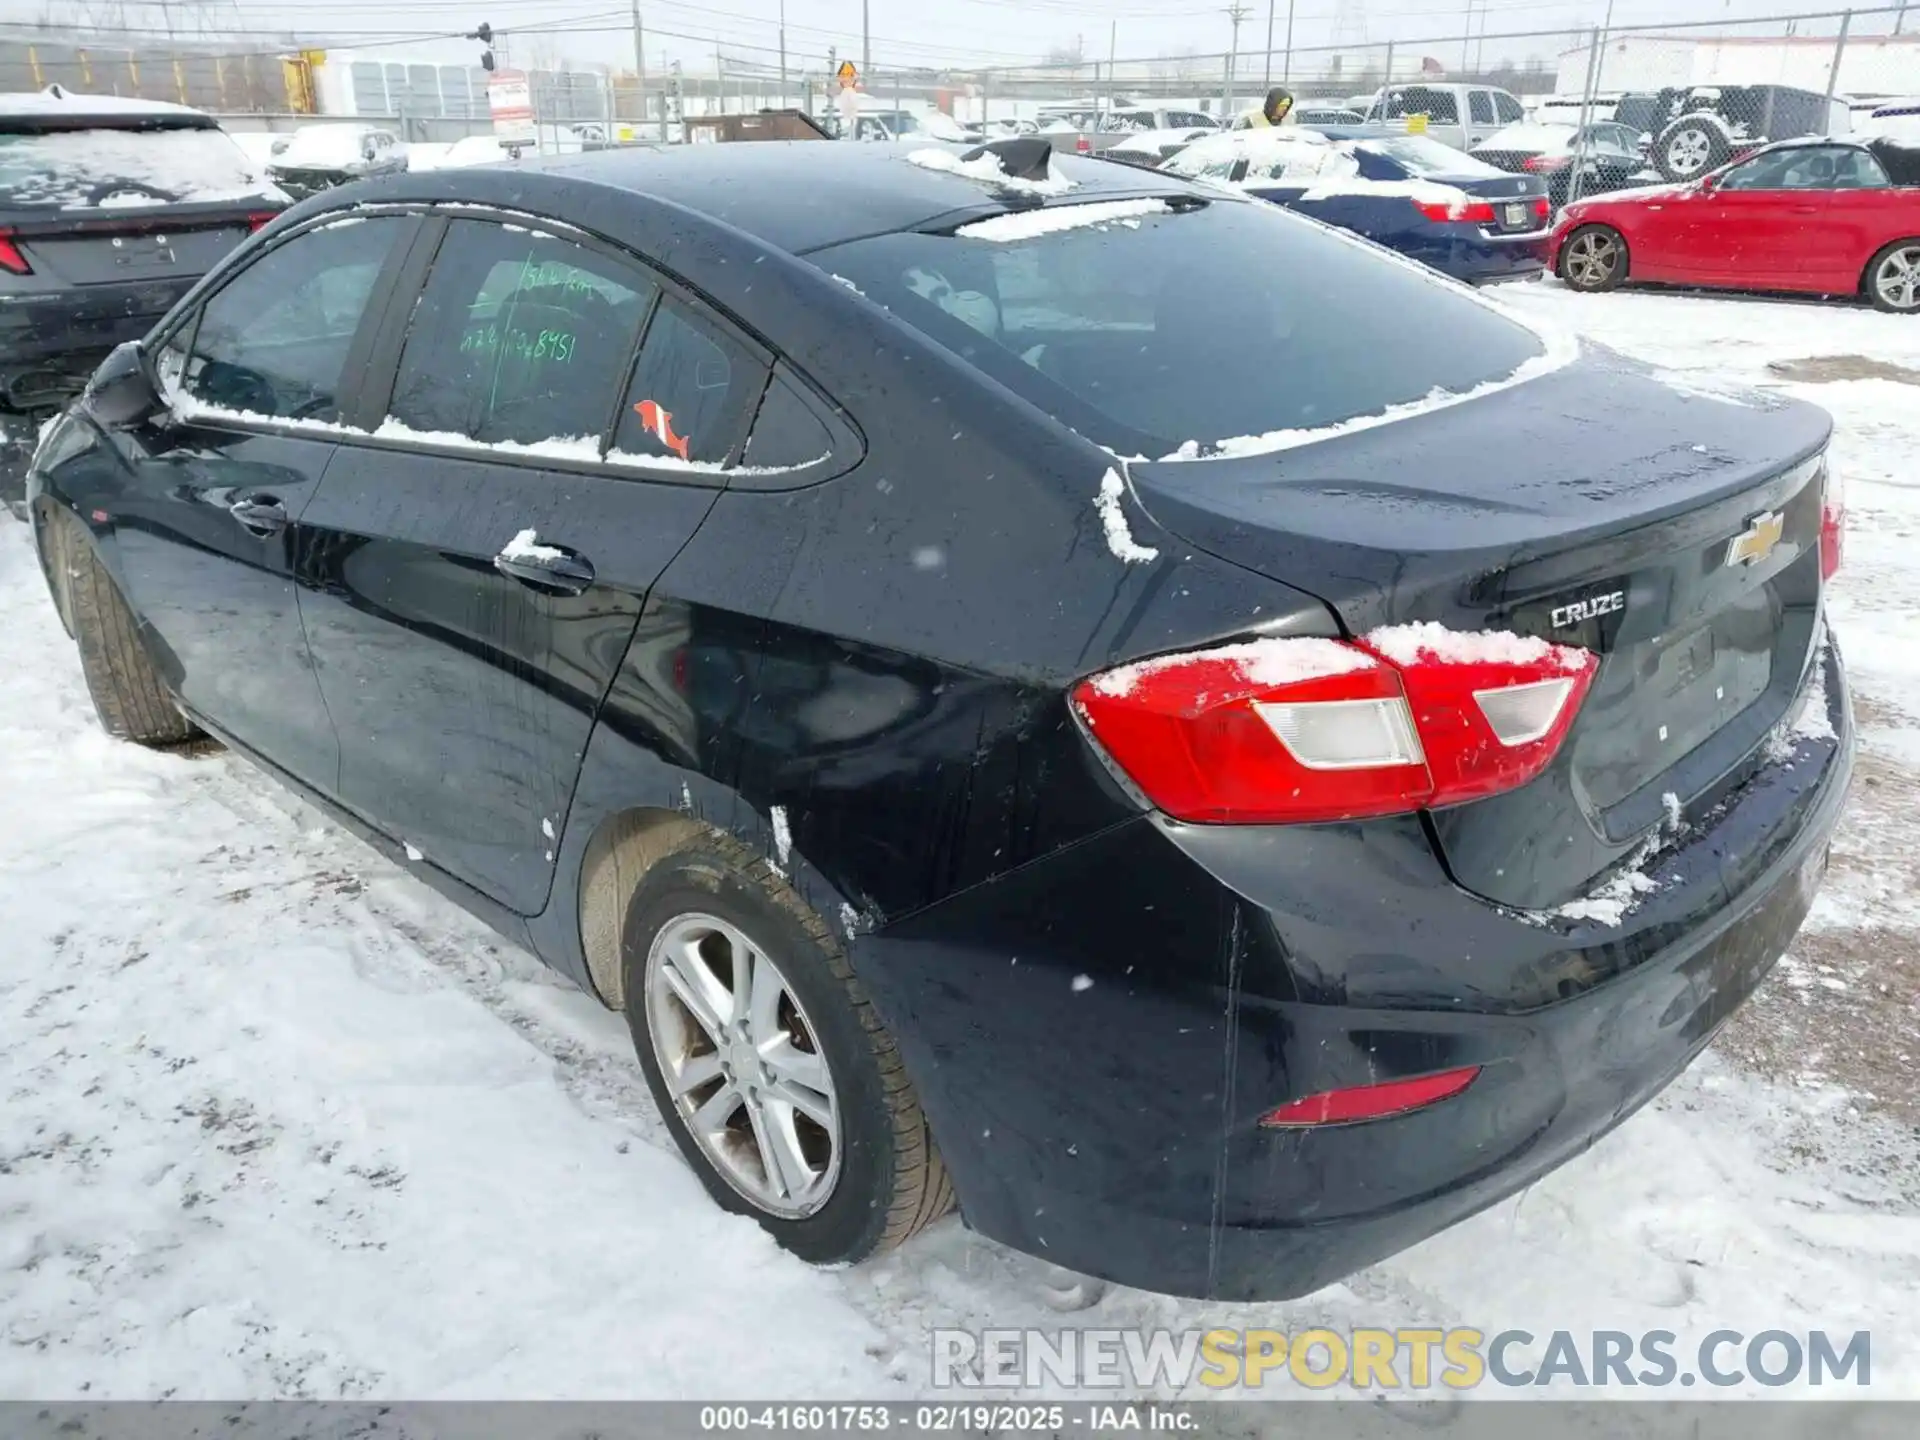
[1259,1065,1482,1128]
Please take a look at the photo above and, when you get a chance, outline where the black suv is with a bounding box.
[1646,84,1849,181]
[1,86,284,515]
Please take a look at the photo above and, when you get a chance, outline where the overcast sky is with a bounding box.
[38,0,1918,77]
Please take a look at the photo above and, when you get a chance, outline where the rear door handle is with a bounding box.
[493,533,596,595]
[1790,205,1820,214]
[229,495,288,536]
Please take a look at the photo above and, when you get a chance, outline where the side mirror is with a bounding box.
[85,342,165,428]
[1697,173,1719,194]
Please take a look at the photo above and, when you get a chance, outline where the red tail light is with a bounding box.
[246,211,280,234]
[1075,135,1091,154]
[1415,197,1496,224]
[1072,626,1598,825]
[1821,466,1846,580]
[0,228,29,276]
[1260,1066,1482,1128]
[1533,196,1552,220]
[1523,154,1571,172]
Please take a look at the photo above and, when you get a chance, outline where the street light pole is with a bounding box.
[1264,0,1275,87]
[1224,3,1247,122]
[1284,0,1295,86]
[862,0,871,80]
[630,1,646,132]
[779,0,787,109]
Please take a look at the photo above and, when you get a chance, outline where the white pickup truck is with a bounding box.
[1361,83,1528,151]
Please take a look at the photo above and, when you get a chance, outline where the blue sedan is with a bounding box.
[1161,130,1552,283]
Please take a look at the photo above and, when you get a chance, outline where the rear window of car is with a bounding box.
[811,194,1545,458]
[0,122,265,208]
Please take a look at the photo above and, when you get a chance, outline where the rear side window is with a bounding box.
[388,220,655,447]
[0,122,265,209]
[813,196,1544,458]
[612,297,760,466]
[1495,93,1525,123]
[1385,88,1460,125]
[171,216,405,423]
[742,368,834,470]
[1470,92,1496,125]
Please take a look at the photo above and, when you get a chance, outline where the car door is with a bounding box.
[295,213,754,914]
[1816,147,1900,288]
[1698,146,1854,288]
[108,212,413,788]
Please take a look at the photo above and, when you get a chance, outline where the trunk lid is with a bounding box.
[8,203,259,287]
[1127,348,1832,910]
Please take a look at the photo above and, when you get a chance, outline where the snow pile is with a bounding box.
[904,147,1076,197]
[4,126,268,208]
[1366,621,1592,674]
[1091,468,1159,564]
[497,529,568,565]
[1086,635,1372,698]
[956,198,1169,242]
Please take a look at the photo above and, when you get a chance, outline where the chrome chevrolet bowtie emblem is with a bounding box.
[1726,511,1785,568]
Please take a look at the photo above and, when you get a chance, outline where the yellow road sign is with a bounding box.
[836,59,858,89]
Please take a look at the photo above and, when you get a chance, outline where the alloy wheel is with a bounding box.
[1565,230,1621,290]
[1666,129,1712,177]
[644,912,842,1217]
[1874,245,1920,312]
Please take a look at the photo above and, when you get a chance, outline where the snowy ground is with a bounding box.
[3,281,1919,1405]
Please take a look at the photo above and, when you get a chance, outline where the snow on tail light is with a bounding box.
[1259,1065,1482,1128]
[246,212,280,234]
[1072,625,1597,825]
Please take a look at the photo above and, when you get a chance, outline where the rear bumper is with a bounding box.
[857,642,1852,1300]
[0,280,190,401]
[1450,230,1552,284]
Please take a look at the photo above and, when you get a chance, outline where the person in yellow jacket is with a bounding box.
[1230,87,1296,130]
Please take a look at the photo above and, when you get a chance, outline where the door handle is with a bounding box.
[1790,205,1820,214]
[493,534,596,595]
[229,495,288,536]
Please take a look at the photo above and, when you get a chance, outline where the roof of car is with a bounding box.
[0,86,212,125]
[533,139,1202,253]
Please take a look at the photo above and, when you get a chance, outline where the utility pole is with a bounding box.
[1265,0,1275,86]
[1284,0,1296,85]
[1894,0,1907,37]
[1224,3,1248,122]
[630,2,646,136]
[1107,20,1117,113]
[1461,0,1474,75]
[862,0,871,81]
[779,0,788,109]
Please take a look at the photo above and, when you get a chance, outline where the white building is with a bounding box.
[1556,33,1920,99]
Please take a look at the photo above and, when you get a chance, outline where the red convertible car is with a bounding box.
[1551,136,1920,312]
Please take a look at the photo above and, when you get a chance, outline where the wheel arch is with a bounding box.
[1861,235,1920,305]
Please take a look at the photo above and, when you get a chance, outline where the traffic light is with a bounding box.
[467,22,496,71]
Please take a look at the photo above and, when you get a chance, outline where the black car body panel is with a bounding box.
[25,141,1852,1300]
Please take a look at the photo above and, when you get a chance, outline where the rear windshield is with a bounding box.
[1360,136,1504,177]
[0,124,265,209]
[811,194,1544,457]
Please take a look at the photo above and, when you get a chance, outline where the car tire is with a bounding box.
[1655,117,1730,182]
[1559,224,1629,293]
[621,826,953,1265]
[55,509,199,746]
[1863,238,1920,315]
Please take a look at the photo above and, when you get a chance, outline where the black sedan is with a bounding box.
[25,139,1851,1301]
[1473,119,1652,206]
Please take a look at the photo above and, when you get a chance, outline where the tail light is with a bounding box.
[1075,135,1091,154]
[1523,154,1571,172]
[1260,1066,1482,1128]
[1821,464,1846,580]
[1533,196,1552,220]
[246,211,280,234]
[0,228,29,276]
[1415,198,1497,224]
[1071,625,1598,825]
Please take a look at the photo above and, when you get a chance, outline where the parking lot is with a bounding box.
[2,275,1917,1400]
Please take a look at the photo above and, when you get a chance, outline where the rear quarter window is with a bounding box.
[812,194,1546,459]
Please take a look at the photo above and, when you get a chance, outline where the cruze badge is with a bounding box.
[1726,511,1785,568]
[1551,590,1625,629]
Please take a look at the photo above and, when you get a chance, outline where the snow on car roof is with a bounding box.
[0,86,209,123]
